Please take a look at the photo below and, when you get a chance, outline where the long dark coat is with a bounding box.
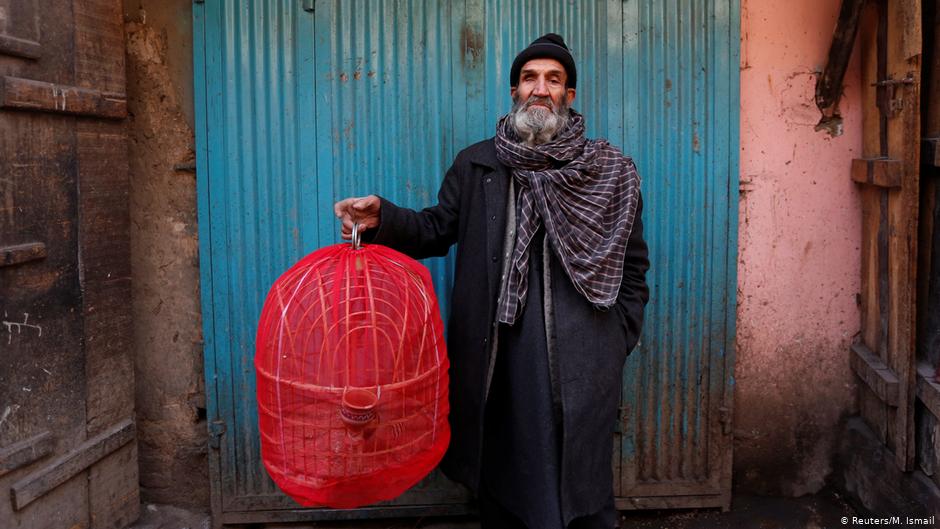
[364,138,650,523]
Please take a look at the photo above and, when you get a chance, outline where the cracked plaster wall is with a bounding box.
[123,0,207,508]
[735,0,862,496]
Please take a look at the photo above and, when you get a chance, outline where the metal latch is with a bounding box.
[873,73,916,117]
[208,420,226,449]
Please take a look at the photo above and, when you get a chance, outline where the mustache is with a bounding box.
[512,94,559,112]
[522,95,554,110]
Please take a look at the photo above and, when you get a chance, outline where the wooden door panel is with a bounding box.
[0,1,137,528]
[851,0,921,471]
[0,0,40,59]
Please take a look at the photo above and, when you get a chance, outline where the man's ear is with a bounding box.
[511,87,517,99]
[566,88,576,104]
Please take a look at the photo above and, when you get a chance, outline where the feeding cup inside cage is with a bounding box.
[254,237,449,509]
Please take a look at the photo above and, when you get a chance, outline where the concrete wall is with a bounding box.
[123,0,206,509]
[121,0,866,511]
[734,0,862,496]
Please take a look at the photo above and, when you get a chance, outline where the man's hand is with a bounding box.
[333,195,381,240]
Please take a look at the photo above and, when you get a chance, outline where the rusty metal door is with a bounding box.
[0,1,138,528]
[194,0,739,524]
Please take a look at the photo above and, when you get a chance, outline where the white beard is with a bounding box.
[510,95,570,147]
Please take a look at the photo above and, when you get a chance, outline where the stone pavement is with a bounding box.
[128,486,863,529]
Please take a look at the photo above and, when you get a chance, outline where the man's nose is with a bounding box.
[533,78,550,96]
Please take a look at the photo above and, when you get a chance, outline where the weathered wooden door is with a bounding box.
[0,1,138,528]
[850,0,922,472]
[194,0,739,524]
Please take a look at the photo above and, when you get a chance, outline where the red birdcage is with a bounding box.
[254,229,449,508]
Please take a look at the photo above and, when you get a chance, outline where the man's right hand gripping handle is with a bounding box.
[333,195,381,240]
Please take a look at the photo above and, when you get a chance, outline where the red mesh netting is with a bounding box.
[254,242,450,508]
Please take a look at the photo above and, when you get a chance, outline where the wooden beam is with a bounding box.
[0,33,40,60]
[0,76,126,119]
[220,504,474,525]
[883,0,921,473]
[616,494,730,511]
[850,342,900,406]
[0,431,54,477]
[916,363,940,421]
[816,0,865,115]
[851,157,904,187]
[10,419,134,510]
[0,242,46,267]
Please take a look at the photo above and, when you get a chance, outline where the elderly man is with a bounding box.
[334,34,650,529]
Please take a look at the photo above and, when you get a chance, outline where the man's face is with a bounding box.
[508,58,577,146]
[511,58,577,111]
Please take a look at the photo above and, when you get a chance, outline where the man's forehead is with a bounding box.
[519,58,567,76]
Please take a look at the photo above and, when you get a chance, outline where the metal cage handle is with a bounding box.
[351,222,362,250]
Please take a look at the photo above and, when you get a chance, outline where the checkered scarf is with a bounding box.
[494,110,641,325]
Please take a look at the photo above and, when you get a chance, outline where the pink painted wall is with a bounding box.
[735,0,862,495]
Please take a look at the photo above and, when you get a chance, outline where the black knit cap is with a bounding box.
[510,33,577,89]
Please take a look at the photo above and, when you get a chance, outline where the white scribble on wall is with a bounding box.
[0,404,20,431]
[3,312,42,344]
[51,85,67,111]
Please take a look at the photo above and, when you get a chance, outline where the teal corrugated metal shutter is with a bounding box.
[194,0,738,521]
[617,0,738,509]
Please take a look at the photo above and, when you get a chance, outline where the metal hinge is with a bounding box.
[303,0,315,12]
[923,138,940,168]
[718,406,732,436]
[208,420,226,449]
[615,406,628,434]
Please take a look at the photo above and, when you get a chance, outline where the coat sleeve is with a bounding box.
[361,156,462,259]
[615,191,651,354]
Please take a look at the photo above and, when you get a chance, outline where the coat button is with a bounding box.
[483,337,488,345]
[491,215,496,221]
[491,255,498,262]
[486,177,492,183]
